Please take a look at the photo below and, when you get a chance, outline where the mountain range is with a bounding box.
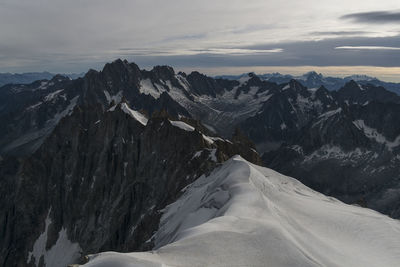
[0,59,399,266]
[218,71,400,95]
[0,72,84,87]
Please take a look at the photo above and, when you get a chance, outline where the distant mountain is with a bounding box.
[0,72,84,87]
[217,71,400,95]
[0,72,54,87]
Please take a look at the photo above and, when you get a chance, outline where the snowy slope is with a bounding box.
[83,156,400,267]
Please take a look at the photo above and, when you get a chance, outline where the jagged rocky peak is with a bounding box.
[50,74,70,83]
[281,79,310,98]
[337,79,400,104]
[102,58,133,72]
[80,60,144,106]
[101,59,141,82]
[245,72,263,85]
[186,71,228,97]
[349,101,400,143]
[140,65,188,96]
[312,85,336,104]
[150,65,176,80]
[301,108,371,153]
[177,71,187,77]
[304,70,323,80]
[286,78,306,89]
[341,80,363,91]
[232,72,279,99]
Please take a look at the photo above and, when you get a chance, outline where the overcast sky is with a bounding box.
[0,0,399,81]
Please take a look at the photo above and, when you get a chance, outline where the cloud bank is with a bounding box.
[0,0,399,76]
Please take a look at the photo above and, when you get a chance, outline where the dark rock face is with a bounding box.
[186,71,235,97]
[0,100,261,266]
[335,80,400,105]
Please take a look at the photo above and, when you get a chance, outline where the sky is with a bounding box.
[0,0,399,81]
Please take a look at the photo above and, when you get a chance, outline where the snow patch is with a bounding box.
[295,94,323,113]
[318,108,342,119]
[192,150,203,160]
[27,208,81,267]
[44,90,64,102]
[53,96,79,122]
[304,145,366,163]
[238,75,251,85]
[120,103,148,126]
[123,162,128,176]
[28,209,52,265]
[202,134,214,145]
[169,120,195,132]
[357,83,365,91]
[208,148,217,162]
[175,74,190,91]
[139,79,165,98]
[103,90,123,104]
[26,102,43,110]
[43,228,82,267]
[38,81,49,90]
[353,120,400,150]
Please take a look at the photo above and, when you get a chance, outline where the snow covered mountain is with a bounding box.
[83,156,400,267]
[1,59,400,266]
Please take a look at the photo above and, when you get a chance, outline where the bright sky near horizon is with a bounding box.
[0,0,399,81]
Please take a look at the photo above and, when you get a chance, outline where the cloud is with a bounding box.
[129,34,400,69]
[310,31,372,36]
[161,33,208,42]
[341,11,400,23]
[1,0,400,73]
[228,24,274,34]
[185,48,284,55]
[335,46,400,50]
[117,48,283,57]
